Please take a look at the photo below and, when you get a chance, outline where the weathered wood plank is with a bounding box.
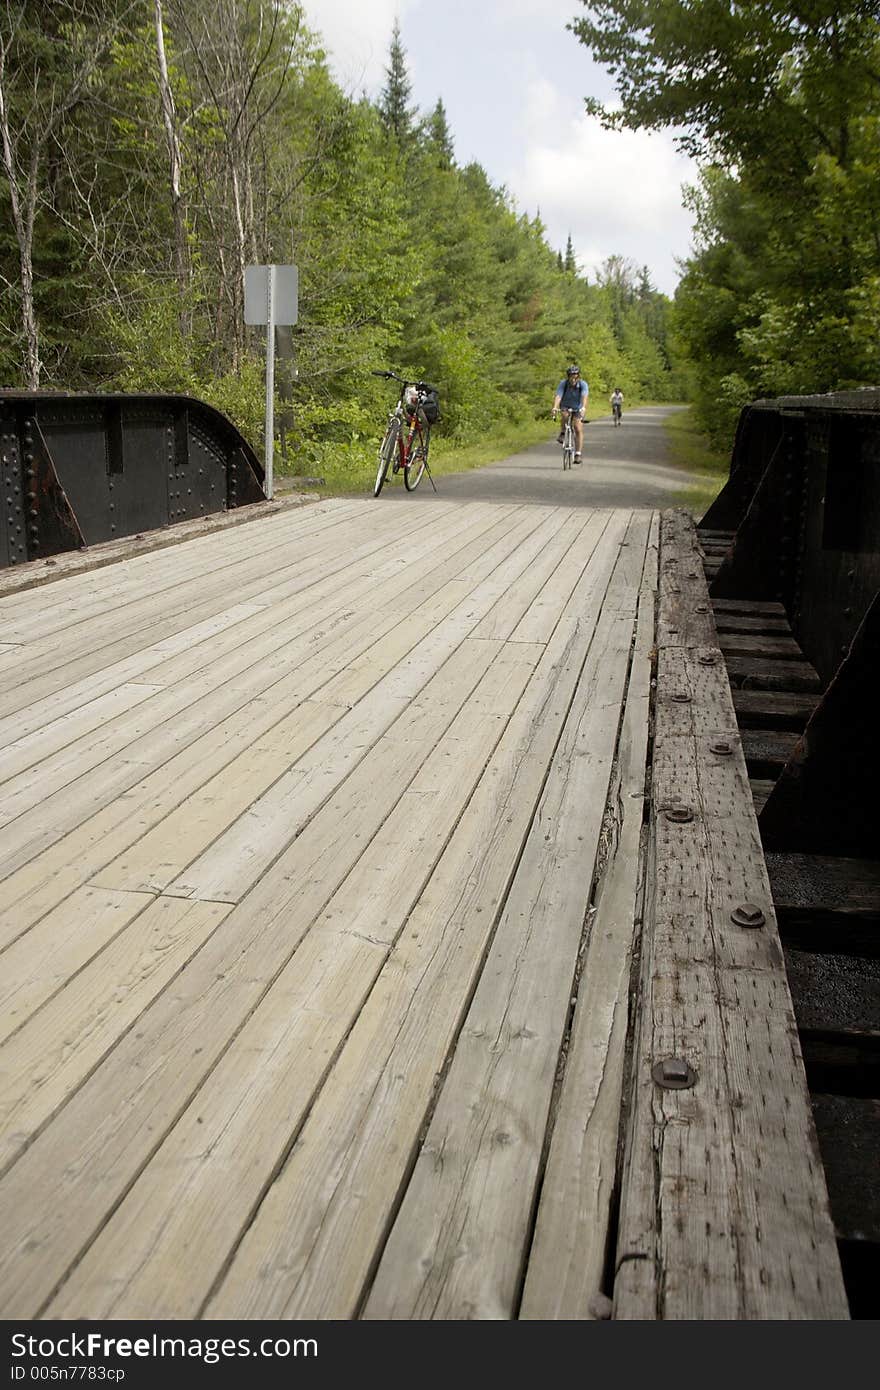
[768,853,880,924]
[719,632,805,659]
[519,587,657,1319]
[0,682,165,785]
[0,498,476,722]
[357,523,647,1321]
[732,689,820,729]
[714,615,792,635]
[0,500,482,741]
[0,509,622,1319]
[740,728,802,774]
[723,652,822,691]
[0,501,373,686]
[0,503,500,750]
[712,598,787,617]
[0,887,151,1044]
[0,508,535,937]
[613,509,847,1320]
[0,896,233,1173]
[164,509,594,903]
[0,507,545,880]
[44,632,559,1320]
[0,501,356,646]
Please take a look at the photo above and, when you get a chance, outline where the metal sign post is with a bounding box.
[264,266,275,498]
[244,264,298,502]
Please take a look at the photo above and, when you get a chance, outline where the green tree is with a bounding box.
[0,0,138,387]
[573,1,880,438]
[379,19,415,148]
[425,97,454,170]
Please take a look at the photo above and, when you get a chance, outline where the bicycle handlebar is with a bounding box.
[372,368,437,393]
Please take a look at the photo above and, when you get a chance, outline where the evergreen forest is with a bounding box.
[0,2,687,485]
[1,2,877,480]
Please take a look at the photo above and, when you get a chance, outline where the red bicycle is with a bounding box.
[372,370,438,496]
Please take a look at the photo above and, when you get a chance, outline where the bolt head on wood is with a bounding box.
[709,740,733,755]
[671,692,691,703]
[697,653,717,666]
[652,1058,697,1090]
[731,903,766,928]
[665,804,694,823]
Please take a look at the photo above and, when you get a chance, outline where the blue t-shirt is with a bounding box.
[558,378,589,410]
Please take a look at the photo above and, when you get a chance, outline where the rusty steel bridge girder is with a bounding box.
[0,392,265,570]
[703,388,880,687]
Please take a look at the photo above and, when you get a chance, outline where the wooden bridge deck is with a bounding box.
[0,498,847,1320]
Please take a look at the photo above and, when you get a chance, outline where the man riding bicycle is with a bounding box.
[610,387,624,424]
[552,364,589,463]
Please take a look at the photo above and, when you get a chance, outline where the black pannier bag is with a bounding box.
[419,385,441,425]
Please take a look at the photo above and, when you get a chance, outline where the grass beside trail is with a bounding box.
[422,414,552,479]
[663,408,730,518]
[275,401,715,501]
[276,413,560,497]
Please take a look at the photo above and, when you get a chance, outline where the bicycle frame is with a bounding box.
[560,414,575,470]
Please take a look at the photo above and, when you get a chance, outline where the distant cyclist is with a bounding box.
[552,364,589,464]
[610,387,624,425]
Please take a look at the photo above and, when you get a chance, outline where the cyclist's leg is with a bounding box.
[573,415,583,460]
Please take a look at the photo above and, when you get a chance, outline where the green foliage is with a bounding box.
[572,1,880,448]
[379,19,416,148]
[0,2,686,473]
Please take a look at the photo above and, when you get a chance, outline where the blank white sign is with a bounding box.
[244,265,298,325]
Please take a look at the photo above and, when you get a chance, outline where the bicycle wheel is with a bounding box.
[374,418,399,497]
[403,420,427,491]
[562,429,572,470]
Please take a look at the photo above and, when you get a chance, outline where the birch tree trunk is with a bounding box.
[154,0,190,336]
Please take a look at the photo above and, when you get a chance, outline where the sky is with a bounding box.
[299,0,699,297]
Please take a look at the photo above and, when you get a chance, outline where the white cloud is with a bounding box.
[510,100,698,291]
[300,0,419,95]
[299,1,698,296]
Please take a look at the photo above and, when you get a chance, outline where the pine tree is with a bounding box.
[379,20,415,146]
[426,98,454,169]
[564,235,577,273]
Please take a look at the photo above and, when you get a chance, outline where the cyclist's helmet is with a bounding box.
[567,364,580,376]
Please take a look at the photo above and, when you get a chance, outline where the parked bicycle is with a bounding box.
[372,370,439,497]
